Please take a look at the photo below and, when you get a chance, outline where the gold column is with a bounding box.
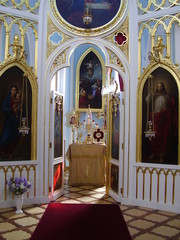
[138,37,141,78]
[34,35,38,75]
[5,31,10,59]
[166,32,170,58]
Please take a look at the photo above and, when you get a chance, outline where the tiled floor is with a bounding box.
[0,170,180,240]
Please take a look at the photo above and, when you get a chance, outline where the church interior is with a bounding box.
[0,0,180,239]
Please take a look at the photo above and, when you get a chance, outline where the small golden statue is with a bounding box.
[153,35,166,60]
[9,34,28,60]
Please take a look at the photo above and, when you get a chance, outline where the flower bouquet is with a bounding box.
[6,177,31,195]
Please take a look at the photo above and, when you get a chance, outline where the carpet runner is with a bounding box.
[30,203,132,240]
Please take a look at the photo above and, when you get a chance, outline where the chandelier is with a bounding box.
[82,0,93,25]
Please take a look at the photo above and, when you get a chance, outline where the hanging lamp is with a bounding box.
[144,74,156,141]
[18,74,30,136]
[82,0,93,25]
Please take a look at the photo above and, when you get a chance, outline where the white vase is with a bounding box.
[15,194,24,214]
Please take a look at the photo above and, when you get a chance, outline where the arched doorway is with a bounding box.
[45,41,130,203]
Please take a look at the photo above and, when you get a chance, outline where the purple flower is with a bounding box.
[6,176,31,195]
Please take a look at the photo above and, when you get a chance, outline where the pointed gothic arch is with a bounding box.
[0,59,38,160]
[75,47,106,112]
[136,59,180,165]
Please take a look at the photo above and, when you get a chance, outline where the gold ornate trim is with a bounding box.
[47,14,72,59]
[136,56,180,165]
[0,0,40,14]
[75,47,106,112]
[50,0,128,36]
[136,166,180,204]
[138,0,179,14]
[0,165,36,201]
[106,48,125,72]
[0,56,38,160]
[138,13,180,78]
[50,47,70,73]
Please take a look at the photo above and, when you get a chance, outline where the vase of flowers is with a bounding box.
[6,177,31,214]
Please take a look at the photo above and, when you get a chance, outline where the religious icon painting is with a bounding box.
[69,112,78,127]
[0,66,32,161]
[110,164,119,194]
[54,95,63,159]
[142,67,178,165]
[92,128,104,144]
[53,163,63,192]
[111,108,120,160]
[76,49,105,112]
[56,0,121,29]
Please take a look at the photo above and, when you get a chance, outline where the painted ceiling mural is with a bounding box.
[56,0,121,29]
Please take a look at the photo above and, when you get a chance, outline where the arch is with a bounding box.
[44,39,130,200]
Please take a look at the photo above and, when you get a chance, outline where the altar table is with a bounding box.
[66,143,106,186]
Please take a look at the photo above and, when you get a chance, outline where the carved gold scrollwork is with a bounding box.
[106,48,125,72]
[50,47,70,72]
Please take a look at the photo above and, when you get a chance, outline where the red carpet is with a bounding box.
[30,203,132,240]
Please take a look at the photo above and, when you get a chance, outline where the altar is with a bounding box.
[66,143,106,186]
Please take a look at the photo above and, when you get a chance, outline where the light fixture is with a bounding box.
[144,74,156,141]
[82,0,92,25]
[19,74,30,136]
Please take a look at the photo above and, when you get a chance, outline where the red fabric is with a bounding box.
[30,203,132,240]
[118,74,124,91]
[150,96,178,155]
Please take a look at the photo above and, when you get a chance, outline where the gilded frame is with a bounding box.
[50,0,127,36]
[75,48,105,112]
[0,59,38,160]
[69,113,78,127]
[136,59,180,165]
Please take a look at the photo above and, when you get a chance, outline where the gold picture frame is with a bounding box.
[75,48,105,112]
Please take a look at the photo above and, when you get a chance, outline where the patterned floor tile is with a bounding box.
[134,233,165,240]
[145,213,168,222]
[1,211,25,219]
[152,225,180,237]
[24,207,46,215]
[167,219,180,228]
[2,230,31,240]
[129,219,155,229]
[13,217,39,227]
[90,193,106,199]
[78,190,96,195]
[63,192,83,198]
[128,227,140,236]
[124,209,148,217]
[0,222,16,232]
[60,199,81,204]
[76,196,97,202]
